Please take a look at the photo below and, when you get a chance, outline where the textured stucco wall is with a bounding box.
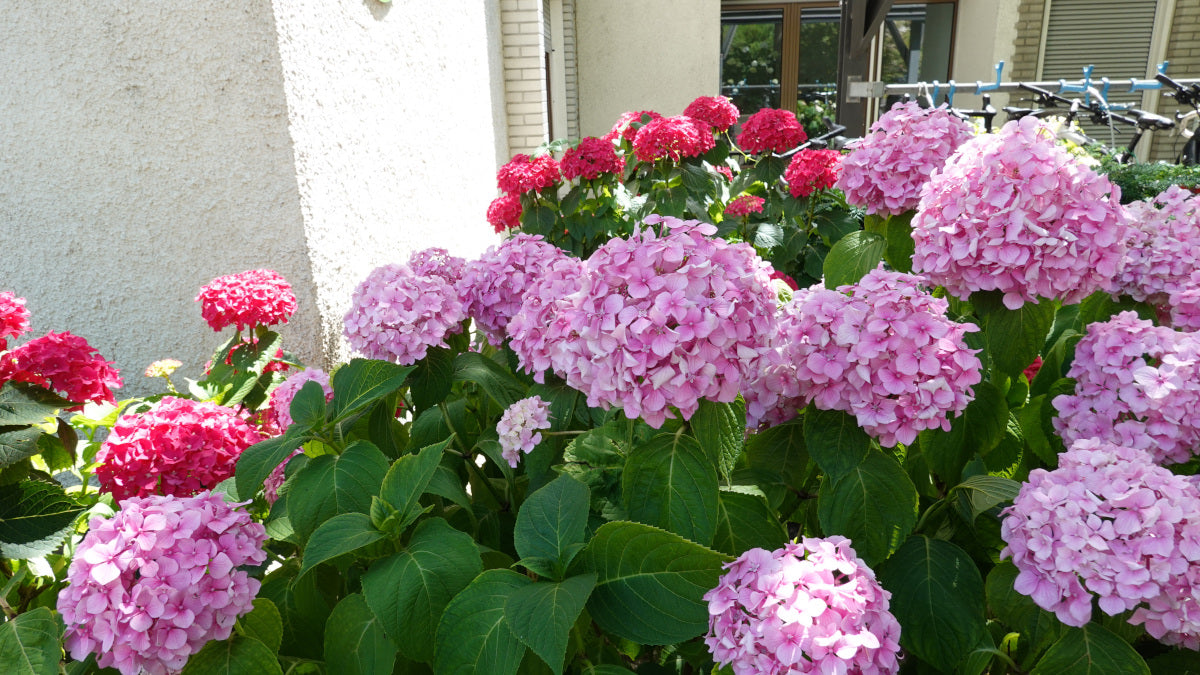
[0,3,319,397]
[271,0,506,364]
[947,0,1021,111]
[575,0,721,138]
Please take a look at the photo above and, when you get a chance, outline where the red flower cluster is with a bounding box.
[94,397,263,501]
[561,136,625,181]
[195,269,297,332]
[486,193,523,233]
[0,292,30,350]
[0,332,122,406]
[724,195,765,218]
[784,148,842,198]
[683,95,739,132]
[606,110,662,144]
[496,153,561,195]
[632,115,715,163]
[736,108,807,154]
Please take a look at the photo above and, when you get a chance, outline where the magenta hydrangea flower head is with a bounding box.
[606,110,663,144]
[704,538,902,674]
[725,194,765,218]
[94,397,263,502]
[736,108,807,155]
[496,153,562,195]
[487,193,523,233]
[632,115,716,163]
[195,269,298,333]
[911,116,1129,309]
[0,331,123,407]
[561,136,625,181]
[0,291,31,350]
[457,233,572,347]
[550,216,778,428]
[497,395,552,468]
[1052,311,1200,465]
[507,256,585,382]
[58,491,267,675]
[837,101,973,217]
[343,263,466,365]
[784,148,842,198]
[407,247,467,285]
[1001,438,1200,641]
[683,95,740,132]
[1107,184,1200,306]
[270,367,333,430]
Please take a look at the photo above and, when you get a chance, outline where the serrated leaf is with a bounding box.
[879,536,987,672]
[712,490,787,557]
[258,561,331,660]
[0,478,83,559]
[0,383,68,426]
[622,432,719,546]
[288,441,390,544]
[1031,623,1149,675]
[329,359,415,422]
[453,352,525,409]
[803,406,869,481]
[288,380,328,430]
[435,569,531,675]
[986,562,1063,663]
[952,475,1021,524]
[505,574,596,674]
[427,464,471,510]
[379,438,452,530]
[745,418,810,492]
[515,473,590,579]
[817,449,917,566]
[409,347,455,413]
[235,424,311,499]
[690,398,745,482]
[0,426,43,471]
[882,211,915,273]
[0,606,63,675]
[324,594,396,675]
[234,598,283,654]
[922,380,1008,486]
[823,230,886,289]
[362,517,482,662]
[181,635,283,675]
[974,291,1055,380]
[581,521,731,645]
[299,513,384,578]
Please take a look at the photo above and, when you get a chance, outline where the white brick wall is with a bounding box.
[499,1,549,154]
[564,0,579,140]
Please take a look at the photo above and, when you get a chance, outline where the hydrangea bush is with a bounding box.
[4,98,1200,675]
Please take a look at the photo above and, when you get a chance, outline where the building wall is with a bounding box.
[1150,0,1200,162]
[575,0,722,138]
[563,0,581,141]
[1009,0,1047,82]
[500,0,551,154]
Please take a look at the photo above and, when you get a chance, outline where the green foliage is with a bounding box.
[1094,156,1200,203]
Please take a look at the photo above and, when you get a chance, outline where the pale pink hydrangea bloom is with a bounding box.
[270,368,333,430]
[497,396,552,467]
[57,492,267,675]
[704,538,902,674]
[911,116,1130,309]
[1169,272,1200,331]
[837,101,973,216]
[746,267,981,444]
[506,256,585,383]
[408,247,467,285]
[263,449,303,507]
[94,397,262,501]
[1108,185,1200,306]
[1052,311,1200,465]
[1001,439,1200,644]
[343,263,466,365]
[457,234,572,347]
[549,216,778,428]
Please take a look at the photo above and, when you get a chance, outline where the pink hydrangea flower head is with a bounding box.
[550,216,778,428]
[725,195,765,218]
[1107,184,1200,306]
[496,153,562,195]
[507,256,585,382]
[263,449,303,506]
[632,115,716,163]
[683,95,740,132]
[715,165,734,182]
[497,395,552,468]
[457,234,571,346]
[0,331,123,407]
[785,149,843,198]
[606,110,662,144]
[343,263,467,365]
[1169,271,1200,331]
[561,136,626,181]
[270,368,333,429]
[748,268,981,442]
[911,116,1130,309]
[1052,311,1200,465]
[1002,438,1200,642]
[487,194,523,234]
[58,492,267,675]
[408,247,467,284]
[0,291,31,349]
[736,108,807,155]
[195,269,297,332]
[95,397,263,502]
[704,537,902,674]
[837,101,973,216]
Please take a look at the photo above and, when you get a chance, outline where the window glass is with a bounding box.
[797,8,840,134]
[720,11,784,114]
